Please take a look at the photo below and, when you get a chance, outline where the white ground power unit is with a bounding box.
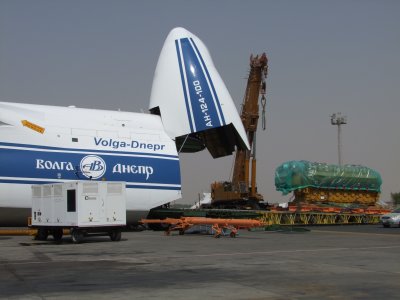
[31,181,126,243]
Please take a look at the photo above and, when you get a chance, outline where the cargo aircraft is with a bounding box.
[0,27,249,226]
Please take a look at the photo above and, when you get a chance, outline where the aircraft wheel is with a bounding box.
[36,228,48,241]
[109,230,122,241]
[52,229,63,241]
[71,229,84,244]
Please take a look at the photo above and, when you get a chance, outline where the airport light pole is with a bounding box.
[330,112,347,165]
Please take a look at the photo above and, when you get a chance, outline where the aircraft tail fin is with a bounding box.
[149,27,249,158]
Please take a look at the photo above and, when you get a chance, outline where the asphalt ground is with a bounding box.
[0,225,399,299]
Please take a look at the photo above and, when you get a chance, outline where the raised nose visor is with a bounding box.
[149,27,249,158]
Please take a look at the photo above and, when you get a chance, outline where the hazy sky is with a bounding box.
[1,1,399,205]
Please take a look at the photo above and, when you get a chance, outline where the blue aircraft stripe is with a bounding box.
[175,39,195,133]
[179,38,223,131]
[0,147,181,185]
[0,179,181,191]
[190,38,225,125]
[0,141,178,159]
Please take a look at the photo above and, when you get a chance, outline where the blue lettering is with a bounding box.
[94,137,102,146]
[112,140,119,149]
[131,141,139,148]
[94,138,165,152]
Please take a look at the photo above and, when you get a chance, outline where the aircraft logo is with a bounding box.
[80,155,106,179]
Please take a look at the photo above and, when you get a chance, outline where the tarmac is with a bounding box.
[0,224,399,300]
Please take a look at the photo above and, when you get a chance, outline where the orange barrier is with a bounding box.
[141,217,264,238]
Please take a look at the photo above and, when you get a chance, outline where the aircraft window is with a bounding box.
[72,138,78,142]
[67,190,76,212]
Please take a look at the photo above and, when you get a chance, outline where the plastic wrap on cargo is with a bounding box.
[275,161,382,195]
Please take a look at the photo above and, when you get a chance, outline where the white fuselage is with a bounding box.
[0,27,252,226]
[0,102,181,225]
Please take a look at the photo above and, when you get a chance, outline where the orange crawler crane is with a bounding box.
[211,53,268,209]
[141,217,264,238]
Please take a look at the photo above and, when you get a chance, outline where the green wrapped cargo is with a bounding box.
[275,161,382,195]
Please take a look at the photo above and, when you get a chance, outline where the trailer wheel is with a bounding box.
[71,229,84,244]
[52,229,63,241]
[35,228,48,241]
[109,230,121,241]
